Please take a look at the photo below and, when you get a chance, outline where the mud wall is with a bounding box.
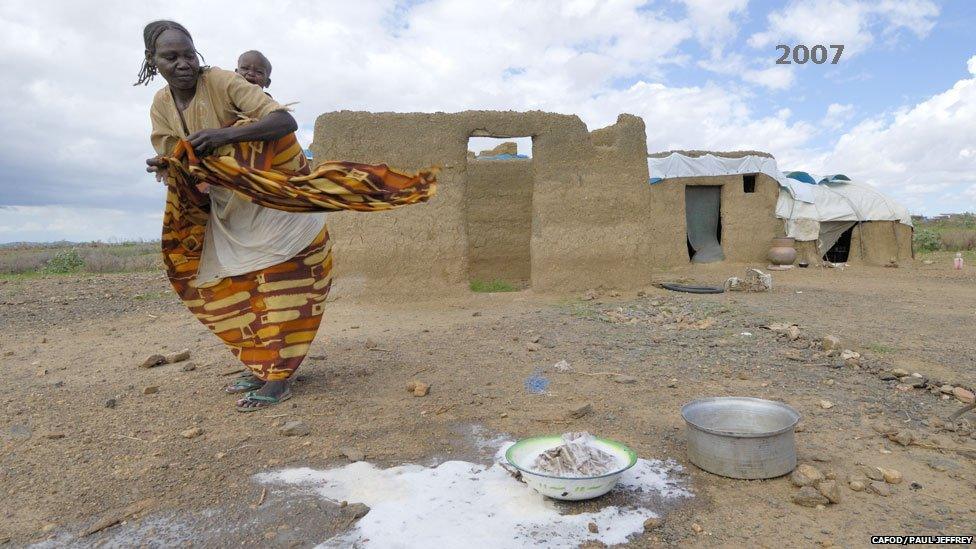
[849,221,914,265]
[465,158,533,285]
[310,111,650,296]
[643,173,783,266]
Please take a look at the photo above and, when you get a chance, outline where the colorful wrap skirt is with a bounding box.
[159,133,436,381]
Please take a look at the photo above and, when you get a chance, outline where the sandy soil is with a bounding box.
[1,259,975,547]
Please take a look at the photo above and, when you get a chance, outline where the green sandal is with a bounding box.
[224,373,264,394]
[236,388,292,412]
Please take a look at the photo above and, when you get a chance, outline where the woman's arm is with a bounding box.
[187,110,297,156]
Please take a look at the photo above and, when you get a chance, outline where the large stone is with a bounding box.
[340,447,366,462]
[821,335,841,351]
[861,466,884,481]
[181,427,203,439]
[279,421,310,437]
[165,349,191,363]
[880,468,903,484]
[867,481,891,497]
[140,354,166,368]
[792,486,829,507]
[817,479,841,503]
[568,403,593,419]
[953,387,975,404]
[790,464,824,487]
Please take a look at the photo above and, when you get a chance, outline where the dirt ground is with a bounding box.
[2,257,975,547]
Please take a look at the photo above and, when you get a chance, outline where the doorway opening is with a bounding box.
[464,136,534,289]
[685,186,725,263]
[823,225,855,263]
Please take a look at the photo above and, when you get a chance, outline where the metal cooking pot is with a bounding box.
[681,397,800,479]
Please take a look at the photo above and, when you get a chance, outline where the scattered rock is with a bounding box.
[364,338,378,350]
[552,359,571,372]
[899,376,925,388]
[871,421,898,436]
[215,452,227,460]
[613,375,638,384]
[787,325,801,341]
[340,447,365,462]
[142,386,159,395]
[891,430,916,446]
[891,368,910,377]
[643,516,664,531]
[345,502,370,520]
[819,400,834,409]
[691,522,703,534]
[279,421,310,437]
[582,289,598,301]
[792,486,829,507]
[817,479,841,503]
[181,427,203,439]
[867,481,891,497]
[43,432,65,440]
[104,398,117,409]
[848,480,865,492]
[525,342,541,352]
[953,387,975,404]
[165,349,190,363]
[579,542,607,549]
[821,335,841,351]
[861,466,885,481]
[568,403,593,419]
[940,385,955,395]
[412,382,431,397]
[790,464,825,487]
[406,380,419,392]
[926,458,961,472]
[588,522,599,533]
[880,468,903,484]
[181,362,197,372]
[140,354,166,368]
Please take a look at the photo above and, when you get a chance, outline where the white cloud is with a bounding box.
[969,55,976,76]
[742,65,796,90]
[748,0,939,58]
[821,103,855,130]
[813,59,976,213]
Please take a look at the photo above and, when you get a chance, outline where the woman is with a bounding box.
[140,20,435,411]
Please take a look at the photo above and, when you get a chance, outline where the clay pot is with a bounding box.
[768,237,797,266]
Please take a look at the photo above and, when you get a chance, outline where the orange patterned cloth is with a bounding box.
[159,133,436,381]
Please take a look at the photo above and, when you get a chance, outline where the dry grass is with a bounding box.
[0,242,161,275]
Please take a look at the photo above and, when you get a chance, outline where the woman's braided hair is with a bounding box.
[134,20,204,86]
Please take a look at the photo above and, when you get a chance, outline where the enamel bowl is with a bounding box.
[505,435,638,501]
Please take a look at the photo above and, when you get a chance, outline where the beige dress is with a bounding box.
[149,67,325,284]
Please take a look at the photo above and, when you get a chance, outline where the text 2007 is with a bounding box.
[776,45,844,64]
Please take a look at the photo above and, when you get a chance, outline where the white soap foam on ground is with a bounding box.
[258,441,691,548]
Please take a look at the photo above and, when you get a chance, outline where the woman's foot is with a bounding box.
[224,372,264,394]
[235,380,292,412]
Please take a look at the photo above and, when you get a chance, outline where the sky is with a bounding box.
[0,0,974,243]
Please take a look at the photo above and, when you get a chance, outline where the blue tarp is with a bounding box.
[477,153,529,160]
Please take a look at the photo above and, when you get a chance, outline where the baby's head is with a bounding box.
[236,50,272,88]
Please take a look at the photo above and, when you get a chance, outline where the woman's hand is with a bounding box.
[146,156,168,183]
[187,127,236,157]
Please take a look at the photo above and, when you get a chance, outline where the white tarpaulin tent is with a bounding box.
[647,152,913,255]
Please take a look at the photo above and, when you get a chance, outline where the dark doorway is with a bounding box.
[685,186,725,263]
[824,225,855,262]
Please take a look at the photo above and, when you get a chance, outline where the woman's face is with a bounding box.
[151,28,200,91]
